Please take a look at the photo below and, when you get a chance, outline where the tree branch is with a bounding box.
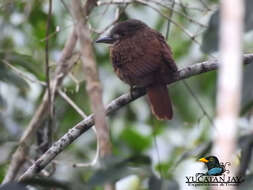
[18,54,253,181]
[71,0,111,159]
[71,1,113,189]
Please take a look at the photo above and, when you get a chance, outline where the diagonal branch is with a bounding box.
[18,54,253,181]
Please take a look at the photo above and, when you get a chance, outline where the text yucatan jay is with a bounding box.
[96,19,178,120]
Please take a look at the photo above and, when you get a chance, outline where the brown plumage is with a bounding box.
[96,19,178,120]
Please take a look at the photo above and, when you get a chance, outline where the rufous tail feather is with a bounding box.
[147,85,173,120]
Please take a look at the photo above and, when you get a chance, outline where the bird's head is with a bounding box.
[199,156,221,170]
[96,19,147,44]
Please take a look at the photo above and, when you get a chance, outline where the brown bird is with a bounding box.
[96,19,178,120]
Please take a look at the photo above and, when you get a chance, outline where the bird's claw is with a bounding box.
[130,86,136,98]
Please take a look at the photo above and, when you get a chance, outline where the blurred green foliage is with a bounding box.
[201,0,253,53]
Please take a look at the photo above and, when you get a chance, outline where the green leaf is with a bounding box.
[120,127,152,153]
[0,164,7,184]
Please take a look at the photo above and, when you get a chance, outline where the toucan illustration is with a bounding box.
[199,156,225,176]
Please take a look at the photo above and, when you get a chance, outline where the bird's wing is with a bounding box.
[156,32,178,72]
[131,34,162,77]
[207,167,223,176]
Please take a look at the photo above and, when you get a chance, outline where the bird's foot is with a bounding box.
[130,86,136,98]
[130,86,146,99]
[130,86,143,98]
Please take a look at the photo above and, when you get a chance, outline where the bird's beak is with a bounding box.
[199,157,209,163]
[95,36,114,44]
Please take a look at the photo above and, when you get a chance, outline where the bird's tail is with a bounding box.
[147,84,173,120]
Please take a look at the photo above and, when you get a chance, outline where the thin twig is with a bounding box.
[40,24,73,42]
[58,89,87,119]
[57,89,100,168]
[97,0,208,12]
[91,6,125,36]
[182,80,214,126]
[45,0,53,150]
[165,0,175,39]
[198,0,210,11]
[137,0,201,45]
[97,0,205,45]
[98,0,208,28]
[150,0,207,28]
[3,60,46,86]
[68,72,80,92]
